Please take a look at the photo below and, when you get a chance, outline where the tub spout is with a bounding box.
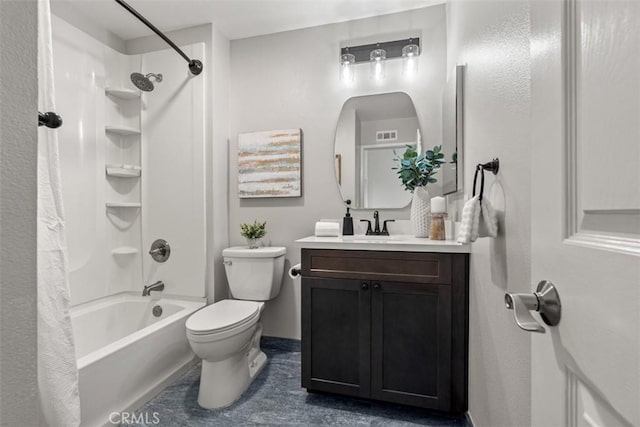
[142,280,165,296]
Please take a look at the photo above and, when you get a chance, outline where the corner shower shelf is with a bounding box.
[111,246,139,256]
[105,88,141,100]
[106,202,141,209]
[105,125,141,136]
[106,164,141,178]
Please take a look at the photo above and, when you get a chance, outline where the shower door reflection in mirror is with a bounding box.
[334,92,425,209]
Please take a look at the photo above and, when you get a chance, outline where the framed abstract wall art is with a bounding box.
[238,129,302,198]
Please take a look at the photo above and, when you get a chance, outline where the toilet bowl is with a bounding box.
[186,300,266,409]
[185,246,286,409]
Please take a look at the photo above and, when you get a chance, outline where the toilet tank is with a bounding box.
[222,246,286,301]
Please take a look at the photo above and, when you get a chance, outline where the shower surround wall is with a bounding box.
[53,16,206,305]
[54,15,137,304]
[141,44,206,298]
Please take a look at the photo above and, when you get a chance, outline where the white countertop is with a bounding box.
[294,235,471,253]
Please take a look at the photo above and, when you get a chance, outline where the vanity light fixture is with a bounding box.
[402,39,420,76]
[370,45,387,81]
[340,49,356,83]
[340,37,420,83]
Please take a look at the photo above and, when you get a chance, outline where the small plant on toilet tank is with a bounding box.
[240,220,267,249]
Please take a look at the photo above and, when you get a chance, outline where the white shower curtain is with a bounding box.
[37,0,81,425]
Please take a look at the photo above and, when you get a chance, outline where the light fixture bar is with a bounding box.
[340,37,421,64]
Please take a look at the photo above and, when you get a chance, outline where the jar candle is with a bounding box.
[430,212,448,240]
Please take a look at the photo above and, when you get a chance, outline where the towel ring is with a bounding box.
[473,158,499,201]
[479,158,499,175]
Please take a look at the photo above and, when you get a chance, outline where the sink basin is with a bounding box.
[342,235,407,242]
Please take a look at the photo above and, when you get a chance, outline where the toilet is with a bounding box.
[185,246,286,409]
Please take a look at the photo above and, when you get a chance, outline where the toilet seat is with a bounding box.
[186,299,261,336]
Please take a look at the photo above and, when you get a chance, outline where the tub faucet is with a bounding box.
[142,280,165,296]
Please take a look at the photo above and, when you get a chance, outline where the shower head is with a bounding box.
[130,72,163,92]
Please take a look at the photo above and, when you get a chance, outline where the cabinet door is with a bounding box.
[370,281,452,410]
[302,277,371,398]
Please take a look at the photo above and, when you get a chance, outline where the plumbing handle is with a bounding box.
[360,220,373,235]
[382,220,395,235]
[149,239,171,263]
[504,280,561,334]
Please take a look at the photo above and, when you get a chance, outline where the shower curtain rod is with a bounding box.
[114,0,203,75]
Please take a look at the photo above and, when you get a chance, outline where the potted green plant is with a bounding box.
[240,220,267,249]
[393,145,445,237]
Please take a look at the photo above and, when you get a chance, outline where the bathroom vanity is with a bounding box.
[296,236,470,413]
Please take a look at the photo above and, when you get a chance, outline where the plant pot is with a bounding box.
[410,186,431,238]
[246,238,261,249]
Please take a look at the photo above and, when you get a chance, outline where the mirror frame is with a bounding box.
[442,65,465,195]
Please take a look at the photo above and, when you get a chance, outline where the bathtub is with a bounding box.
[71,293,205,426]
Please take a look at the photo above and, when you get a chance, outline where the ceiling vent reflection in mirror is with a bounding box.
[376,130,398,142]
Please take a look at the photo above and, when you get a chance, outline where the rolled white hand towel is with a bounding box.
[457,195,481,243]
[479,198,498,238]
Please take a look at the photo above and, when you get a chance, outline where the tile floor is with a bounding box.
[137,337,469,426]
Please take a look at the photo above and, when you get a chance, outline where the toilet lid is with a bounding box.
[186,300,260,335]
[223,246,286,258]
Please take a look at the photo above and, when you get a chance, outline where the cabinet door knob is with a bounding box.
[373,283,381,290]
[361,282,369,290]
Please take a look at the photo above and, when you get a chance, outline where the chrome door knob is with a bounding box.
[505,280,561,333]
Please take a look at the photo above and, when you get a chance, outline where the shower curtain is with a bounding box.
[37,0,81,425]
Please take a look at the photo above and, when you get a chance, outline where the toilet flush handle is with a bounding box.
[223,260,232,266]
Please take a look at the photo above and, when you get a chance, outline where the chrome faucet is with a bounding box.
[360,211,395,236]
[142,280,165,296]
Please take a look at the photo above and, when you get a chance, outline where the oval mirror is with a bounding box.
[334,92,435,209]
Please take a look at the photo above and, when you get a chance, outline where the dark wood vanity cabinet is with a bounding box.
[301,249,469,413]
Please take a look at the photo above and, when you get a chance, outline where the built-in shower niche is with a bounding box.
[106,88,141,127]
[104,83,143,294]
[106,206,141,292]
[104,83,142,204]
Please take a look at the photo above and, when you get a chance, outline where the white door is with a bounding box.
[530,1,639,426]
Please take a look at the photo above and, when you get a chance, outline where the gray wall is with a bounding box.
[229,5,447,339]
[446,1,532,426]
[0,1,39,424]
[50,1,126,52]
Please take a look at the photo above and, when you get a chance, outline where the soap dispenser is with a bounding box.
[342,200,354,235]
